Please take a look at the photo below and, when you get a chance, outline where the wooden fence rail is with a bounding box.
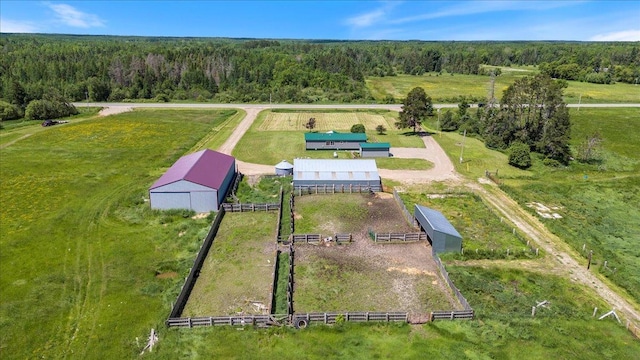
[430,310,475,321]
[167,315,276,328]
[335,233,352,243]
[373,232,427,242]
[295,184,382,196]
[290,234,322,243]
[392,189,419,227]
[221,203,279,212]
[293,312,408,325]
[433,254,473,311]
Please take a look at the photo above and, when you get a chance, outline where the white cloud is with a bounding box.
[345,1,401,28]
[47,3,105,28]
[590,29,640,41]
[0,18,39,33]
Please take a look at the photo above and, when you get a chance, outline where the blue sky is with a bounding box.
[1,1,639,41]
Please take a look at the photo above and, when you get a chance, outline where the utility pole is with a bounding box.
[459,129,466,163]
[437,108,441,137]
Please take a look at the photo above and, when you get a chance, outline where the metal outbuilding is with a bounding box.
[293,159,381,190]
[149,149,236,212]
[275,160,294,176]
[305,132,367,150]
[414,205,462,253]
[359,142,390,158]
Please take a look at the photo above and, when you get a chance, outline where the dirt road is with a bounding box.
[382,134,459,183]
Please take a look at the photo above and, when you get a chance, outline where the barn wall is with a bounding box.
[360,149,389,158]
[151,180,212,192]
[306,141,362,150]
[190,191,218,212]
[293,179,381,188]
[216,161,236,207]
[150,192,191,210]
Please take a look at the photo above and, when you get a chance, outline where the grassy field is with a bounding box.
[366,69,640,104]
[152,266,640,359]
[424,107,640,304]
[233,109,425,165]
[398,193,528,253]
[498,108,640,304]
[0,109,239,359]
[183,212,277,316]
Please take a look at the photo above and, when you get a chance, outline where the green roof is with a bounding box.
[305,132,367,142]
[359,142,390,149]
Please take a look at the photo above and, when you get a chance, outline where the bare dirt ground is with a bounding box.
[98,106,133,116]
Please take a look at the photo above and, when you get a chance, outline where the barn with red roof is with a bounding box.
[149,149,236,212]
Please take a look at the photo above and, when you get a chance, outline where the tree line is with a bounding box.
[1,34,638,112]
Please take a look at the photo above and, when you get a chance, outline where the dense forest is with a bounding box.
[1,34,639,108]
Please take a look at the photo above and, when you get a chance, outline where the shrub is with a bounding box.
[0,101,22,121]
[25,99,78,120]
[542,158,562,167]
[508,142,532,169]
[350,124,365,133]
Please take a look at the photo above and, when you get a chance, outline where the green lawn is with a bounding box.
[0,109,238,359]
[366,71,640,103]
[233,110,425,165]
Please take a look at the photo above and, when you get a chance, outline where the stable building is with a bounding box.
[414,205,463,253]
[305,132,367,150]
[293,159,381,190]
[359,142,390,158]
[149,149,236,212]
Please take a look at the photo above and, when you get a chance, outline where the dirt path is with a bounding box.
[99,106,133,116]
[382,134,460,183]
[217,107,265,155]
[471,182,640,324]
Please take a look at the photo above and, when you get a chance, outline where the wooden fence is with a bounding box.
[275,187,284,242]
[295,184,382,196]
[268,250,281,314]
[229,172,243,196]
[167,315,279,328]
[372,232,427,243]
[167,207,226,320]
[392,189,419,227]
[433,254,473,311]
[286,245,295,315]
[282,233,353,244]
[430,310,475,321]
[221,203,279,212]
[292,312,408,326]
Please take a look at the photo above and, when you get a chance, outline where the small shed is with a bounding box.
[414,205,462,253]
[149,149,236,212]
[359,142,390,158]
[293,159,381,190]
[305,132,367,150]
[275,160,294,176]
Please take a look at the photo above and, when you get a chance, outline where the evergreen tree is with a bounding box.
[396,87,433,133]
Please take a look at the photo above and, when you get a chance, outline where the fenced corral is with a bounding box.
[295,184,382,196]
[392,189,419,227]
[229,172,243,196]
[168,207,226,320]
[433,254,473,311]
[430,310,475,321]
[371,232,427,243]
[292,312,408,326]
[290,234,322,244]
[221,203,279,212]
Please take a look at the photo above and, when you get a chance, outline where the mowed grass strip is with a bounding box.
[183,212,277,316]
[259,112,389,131]
[0,109,237,359]
[233,110,424,165]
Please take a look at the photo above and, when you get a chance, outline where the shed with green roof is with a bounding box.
[359,142,390,158]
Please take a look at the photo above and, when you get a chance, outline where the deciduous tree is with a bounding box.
[396,87,433,133]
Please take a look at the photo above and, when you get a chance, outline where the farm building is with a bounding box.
[304,131,367,150]
[293,159,381,190]
[414,205,462,253]
[359,142,390,158]
[275,160,294,176]
[149,149,236,212]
